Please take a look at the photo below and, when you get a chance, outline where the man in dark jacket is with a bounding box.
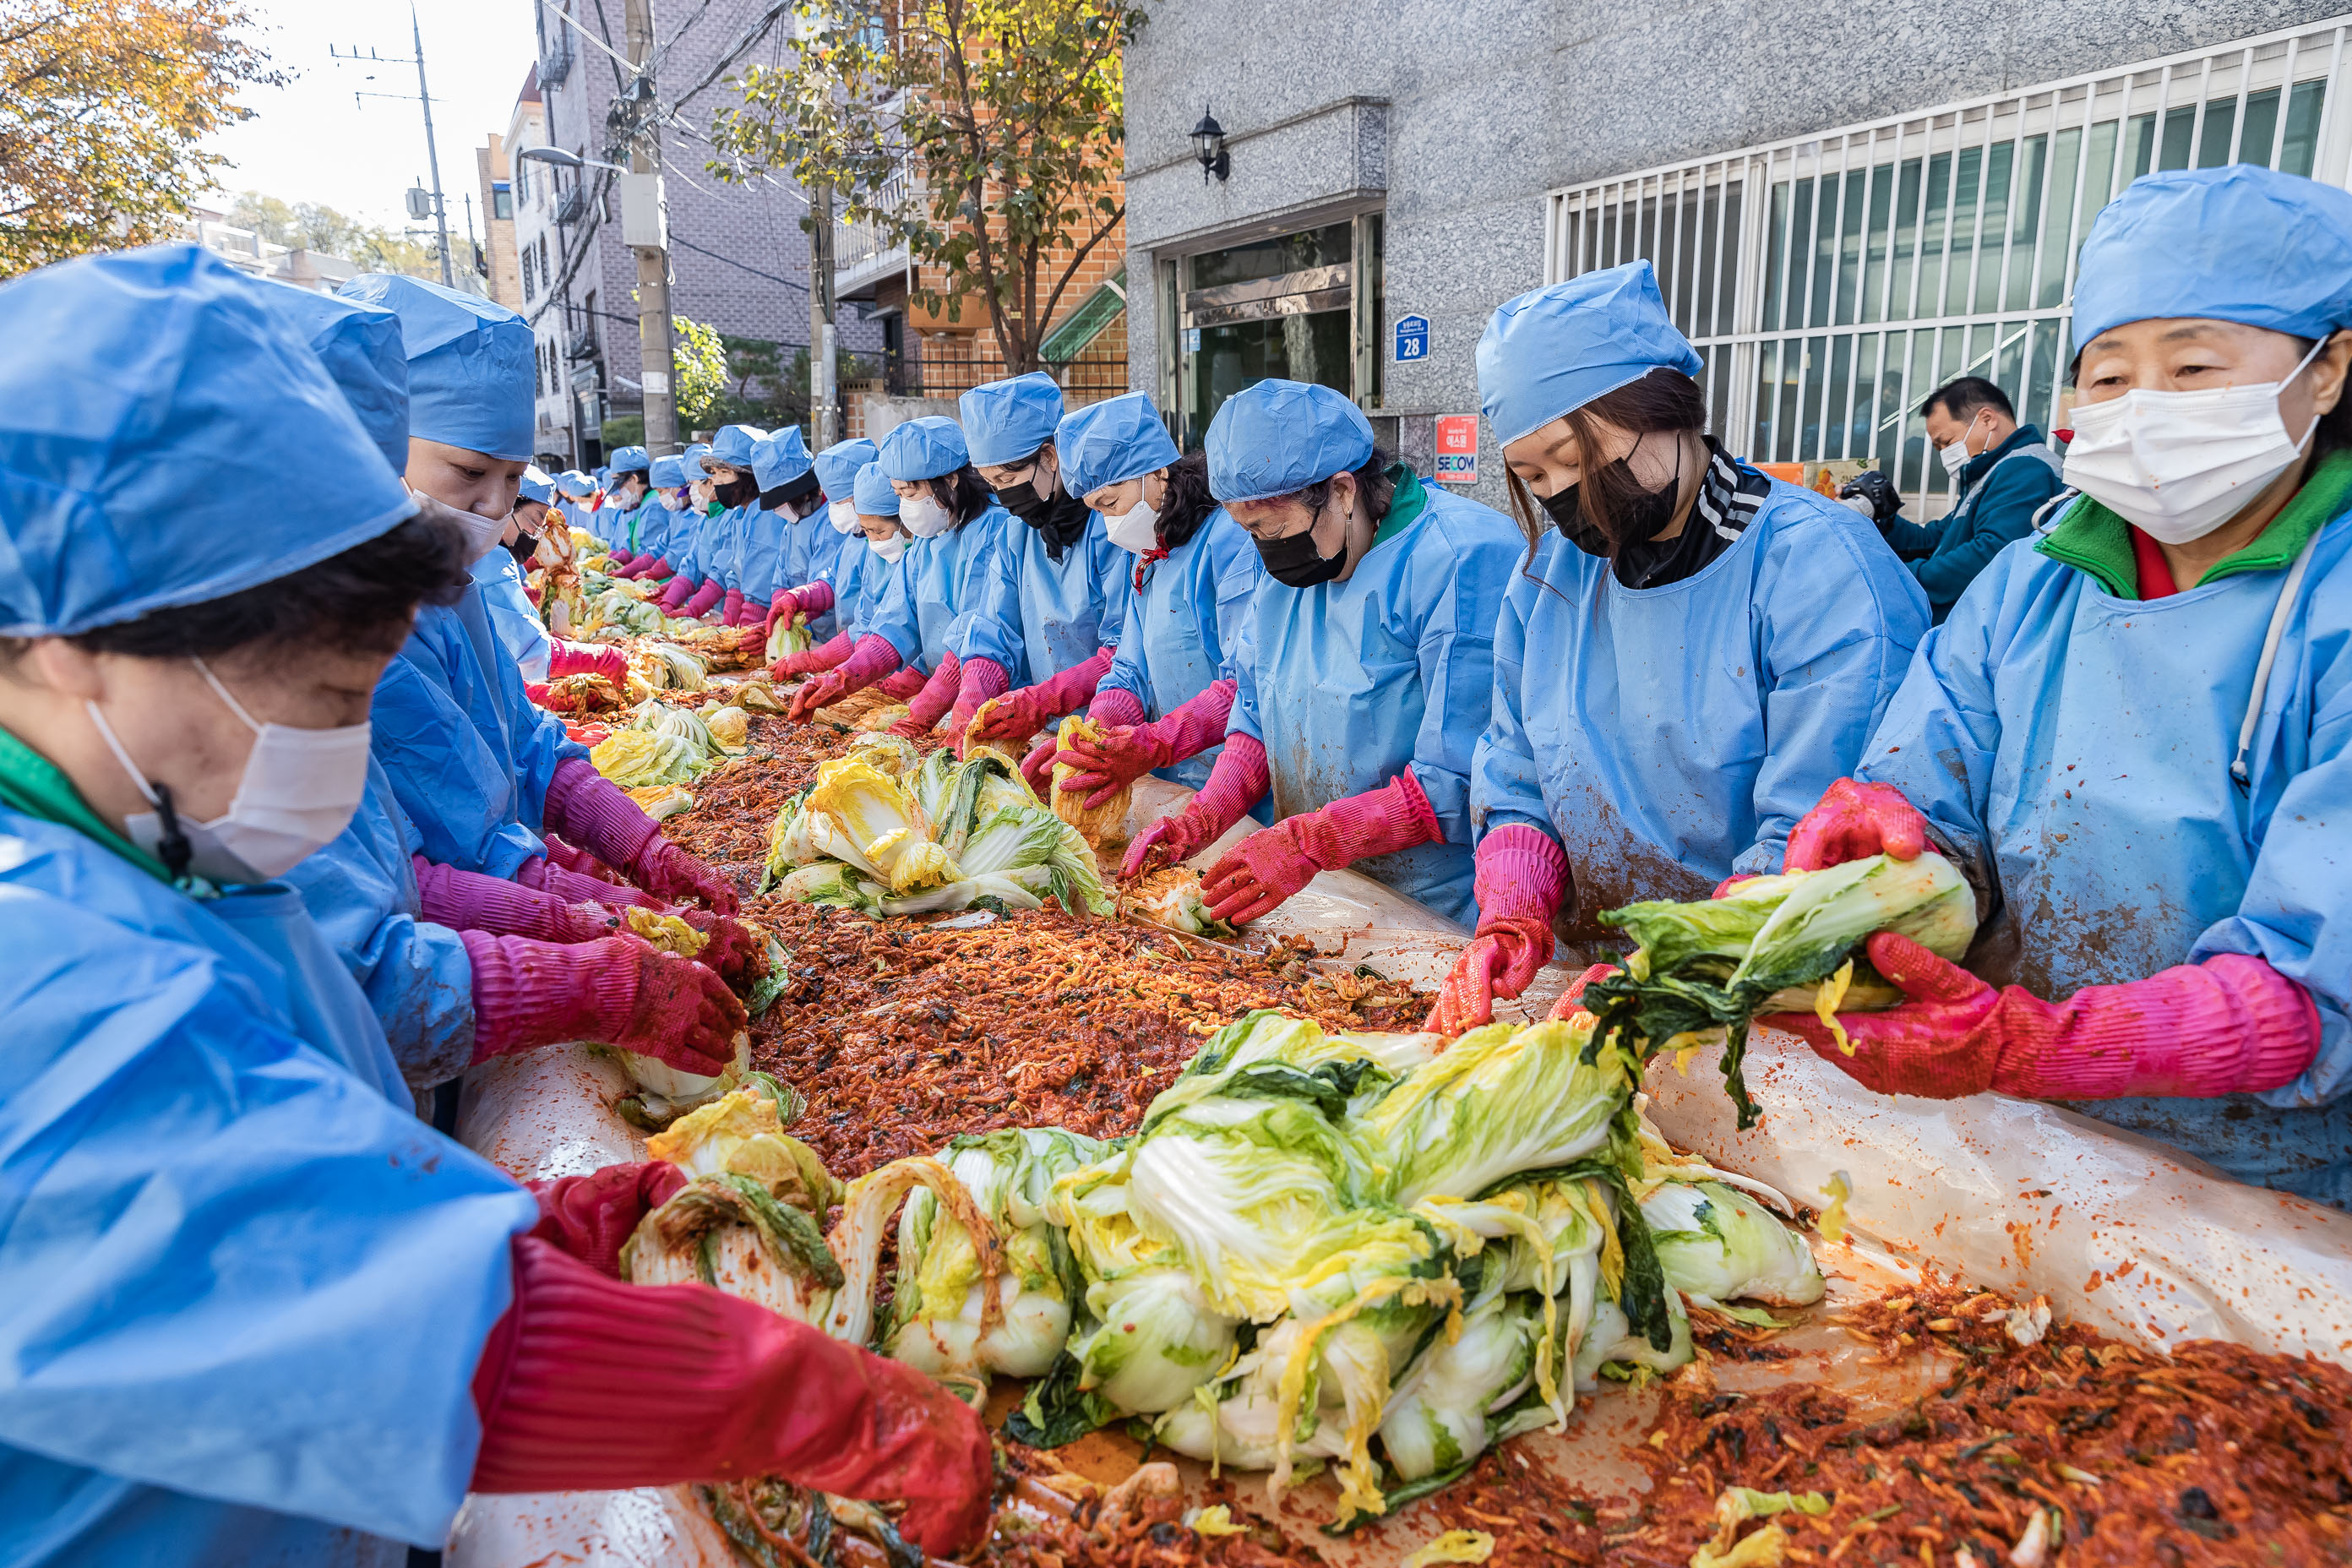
[1844,377,2066,623]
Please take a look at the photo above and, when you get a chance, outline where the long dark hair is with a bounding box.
[1502,368,1707,563]
[928,465,997,530]
[1154,451,1218,550]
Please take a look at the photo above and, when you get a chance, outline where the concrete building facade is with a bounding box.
[1121,1,2352,514]
[476,92,528,312]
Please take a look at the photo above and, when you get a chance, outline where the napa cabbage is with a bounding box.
[1638,1179,1825,1309]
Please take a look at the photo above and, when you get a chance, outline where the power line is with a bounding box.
[669,228,808,292]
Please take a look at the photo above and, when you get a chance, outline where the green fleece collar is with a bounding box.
[0,723,172,882]
[2037,452,2352,598]
[1372,464,1429,550]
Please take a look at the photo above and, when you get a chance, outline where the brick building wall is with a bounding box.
[475,128,522,308]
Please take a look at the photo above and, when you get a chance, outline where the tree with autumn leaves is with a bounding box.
[1,0,282,277]
[710,0,1144,376]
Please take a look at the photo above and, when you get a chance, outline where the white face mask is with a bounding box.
[1103,493,1161,554]
[900,492,953,538]
[90,660,373,885]
[2062,337,2329,545]
[660,491,686,512]
[828,498,860,535]
[1936,414,1985,477]
[867,531,909,564]
[407,487,507,564]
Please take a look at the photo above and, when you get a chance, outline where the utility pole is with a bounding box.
[411,6,455,287]
[623,0,680,454]
[809,178,838,448]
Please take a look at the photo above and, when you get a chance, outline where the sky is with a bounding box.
[201,0,541,234]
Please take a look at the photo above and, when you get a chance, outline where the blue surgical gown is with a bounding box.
[1228,482,1522,927]
[280,760,478,1092]
[1473,476,1930,950]
[738,509,793,606]
[966,514,1133,686]
[1854,504,2352,1202]
[866,504,1019,677]
[778,519,858,642]
[1097,508,1265,791]
[471,546,553,682]
[0,806,536,1566]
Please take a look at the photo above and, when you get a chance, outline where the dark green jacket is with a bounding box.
[1883,422,2066,621]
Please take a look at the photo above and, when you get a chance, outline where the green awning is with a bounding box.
[1041,266,1125,362]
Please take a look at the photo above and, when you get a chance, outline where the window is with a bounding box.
[493,182,513,220]
[515,161,530,205]
[1545,19,2350,504]
[522,245,536,302]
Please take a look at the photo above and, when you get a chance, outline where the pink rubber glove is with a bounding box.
[728,592,767,629]
[1085,684,1149,730]
[1426,825,1569,1035]
[635,555,676,582]
[656,574,698,612]
[602,548,637,571]
[791,634,901,721]
[1712,873,1758,898]
[542,757,740,914]
[526,1161,686,1278]
[1545,962,1620,1021]
[876,664,928,700]
[514,855,661,909]
[773,629,852,681]
[1019,734,1059,794]
[413,857,620,944]
[1203,770,1445,926]
[890,651,963,739]
[1059,678,1236,808]
[680,579,725,620]
[540,835,622,885]
[462,930,745,1073]
[471,1237,994,1555]
[547,640,629,683]
[966,646,1113,747]
[1122,731,1272,879]
[1759,932,2321,1101]
[946,655,1012,751]
[718,588,745,625]
[1784,777,1930,871]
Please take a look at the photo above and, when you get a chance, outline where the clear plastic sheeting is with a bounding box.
[446,1485,734,1567]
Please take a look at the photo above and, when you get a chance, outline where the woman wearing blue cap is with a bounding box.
[1765,165,2352,1207]
[651,441,727,614]
[725,427,816,629]
[954,373,1133,756]
[773,460,932,698]
[596,444,654,567]
[760,434,877,645]
[1424,259,1929,1030]
[610,452,689,580]
[789,415,1015,726]
[656,425,766,621]
[1123,378,1522,928]
[0,246,992,1566]
[1037,391,1266,798]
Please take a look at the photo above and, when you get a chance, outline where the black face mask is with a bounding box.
[1001,479,1094,560]
[1535,443,1682,558]
[715,476,760,509]
[1254,508,1347,587]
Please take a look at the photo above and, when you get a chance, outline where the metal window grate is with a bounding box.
[1544,17,2352,508]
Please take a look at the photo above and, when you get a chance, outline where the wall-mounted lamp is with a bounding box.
[1191,106,1230,184]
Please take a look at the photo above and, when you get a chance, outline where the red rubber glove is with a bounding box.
[633,555,676,583]
[876,664,928,700]
[791,633,902,721]
[1545,962,1620,1021]
[1085,684,1149,729]
[718,588,745,625]
[890,651,963,739]
[542,758,739,914]
[1203,770,1445,926]
[413,857,620,944]
[680,579,725,620]
[539,834,622,885]
[462,931,743,1073]
[602,548,637,571]
[526,1161,686,1278]
[1019,734,1059,794]
[966,646,1114,747]
[472,1238,994,1554]
[1123,731,1272,879]
[945,655,1012,752]
[1426,824,1570,1035]
[773,629,852,681]
[1759,932,2321,1101]
[656,574,699,612]
[1784,777,1930,871]
[1059,678,1236,809]
[514,852,660,910]
[674,907,760,983]
[1713,873,1758,898]
[547,640,629,683]
[730,591,768,629]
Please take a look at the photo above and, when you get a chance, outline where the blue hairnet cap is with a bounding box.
[650,454,689,488]
[335,274,534,462]
[681,442,713,473]
[1477,262,1704,447]
[959,372,1064,468]
[247,280,410,474]
[0,246,415,638]
[752,426,814,493]
[1059,391,1180,499]
[555,470,596,498]
[2070,165,2352,350]
[1206,379,1375,504]
[609,444,651,475]
[517,466,555,505]
[813,437,879,499]
[879,415,969,481]
[705,423,768,471]
[852,460,901,514]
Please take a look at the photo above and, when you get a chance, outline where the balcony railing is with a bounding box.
[834,165,920,288]
[554,184,587,225]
